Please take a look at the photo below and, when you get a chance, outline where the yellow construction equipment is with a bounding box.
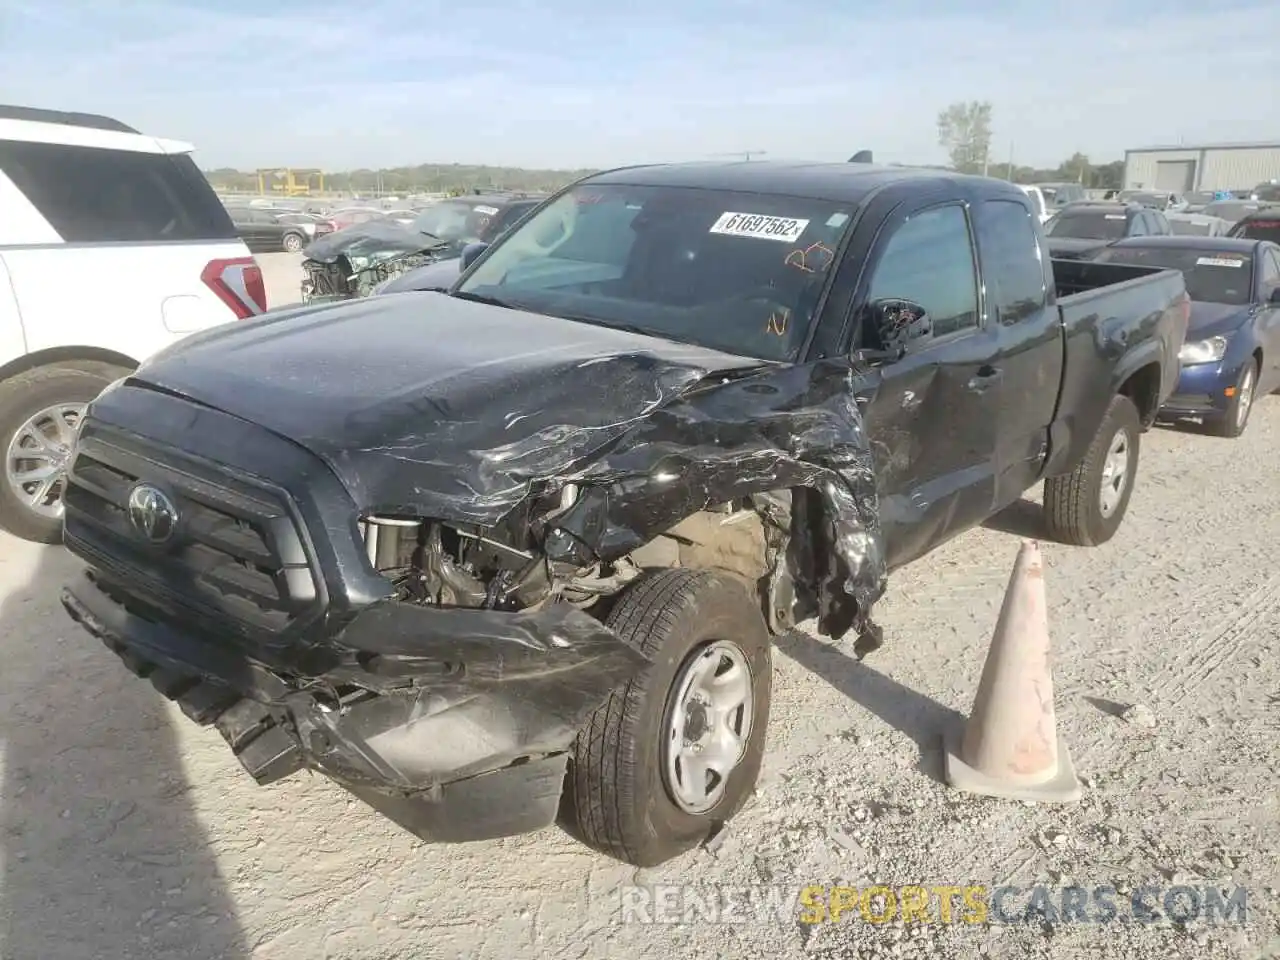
[255,168,325,196]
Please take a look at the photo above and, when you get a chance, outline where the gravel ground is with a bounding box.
[1,257,1277,959]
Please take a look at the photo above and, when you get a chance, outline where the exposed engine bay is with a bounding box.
[358,488,796,631]
[302,251,439,303]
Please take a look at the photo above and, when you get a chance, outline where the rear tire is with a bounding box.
[564,569,772,867]
[1209,359,1257,438]
[0,362,130,544]
[282,232,305,253]
[1043,393,1141,547]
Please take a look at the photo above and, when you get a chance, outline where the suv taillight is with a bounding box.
[202,257,267,319]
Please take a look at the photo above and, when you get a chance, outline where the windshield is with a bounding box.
[454,183,856,362]
[410,201,494,242]
[1045,210,1129,240]
[1230,218,1280,244]
[1168,219,1214,236]
[1094,246,1253,305]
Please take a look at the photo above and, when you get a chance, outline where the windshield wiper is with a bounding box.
[450,289,519,309]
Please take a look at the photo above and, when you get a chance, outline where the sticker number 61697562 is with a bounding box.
[709,211,810,243]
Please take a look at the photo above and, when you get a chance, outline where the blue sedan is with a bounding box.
[1090,236,1280,437]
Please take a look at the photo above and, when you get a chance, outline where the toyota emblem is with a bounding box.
[127,483,179,543]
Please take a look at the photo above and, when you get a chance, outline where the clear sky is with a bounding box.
[2,0,1277,171]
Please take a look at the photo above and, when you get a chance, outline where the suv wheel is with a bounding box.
[0,362,130,543]
[563,568,772,866]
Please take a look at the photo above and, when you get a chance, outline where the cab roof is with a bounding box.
[584,160,1018,204]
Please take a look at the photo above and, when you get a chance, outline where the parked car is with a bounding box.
[1165,213,1231,237]
[1226,208,1280,244]
[1090,236,1280,437]
[1117,190,1187,212]
[371,196,548,295]
[304,193,547,302]
[226,206,333,253]
[1248,182,1280,202]
[0,103,265,543]
[1020,185,1051,223]
[1036,181,1087,212]
[329,207,386,230]
[1043,202,1171,259]
[1202,200,1273,228]
[59,159,1188,867]
[381,209,418,226]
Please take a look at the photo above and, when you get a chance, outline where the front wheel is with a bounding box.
[1209,359,1257,438]
[1043,393,1141,547]
[0,362,130,543]
[564,569,772,867]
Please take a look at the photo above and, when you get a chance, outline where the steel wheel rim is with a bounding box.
[5,402,85,519]
[1098,428,1130,519]
[662,640,754,815]
[1235,366,1255,430]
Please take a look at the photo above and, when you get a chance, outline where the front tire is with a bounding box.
[1209,358,1257,438]
[0,362,130,543]
[564,569,772,867]
[1043,393,1141,547]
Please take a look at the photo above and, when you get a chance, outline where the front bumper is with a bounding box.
[1159,359,1237,419]
[62,570,647,843]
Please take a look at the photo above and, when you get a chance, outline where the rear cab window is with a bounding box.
[0,140,237,243]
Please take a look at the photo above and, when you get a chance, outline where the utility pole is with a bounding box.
[1006,141,1014,180]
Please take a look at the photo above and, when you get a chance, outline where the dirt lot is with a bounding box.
[1,259,1277,959]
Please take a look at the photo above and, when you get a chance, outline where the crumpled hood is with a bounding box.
[1187,301,1251,338]
[302,220,447,265]
[127,291,888,642]
[133,293,768,518]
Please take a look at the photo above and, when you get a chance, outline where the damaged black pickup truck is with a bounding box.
[60,160,1189,867]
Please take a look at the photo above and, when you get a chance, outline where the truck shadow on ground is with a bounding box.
[0,544,248,960]
[773,630,964,783]
[981,498,1049,540]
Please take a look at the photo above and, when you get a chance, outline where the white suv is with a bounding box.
[0,105,266,543]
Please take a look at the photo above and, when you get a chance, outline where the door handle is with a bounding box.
[967,365,1002,392]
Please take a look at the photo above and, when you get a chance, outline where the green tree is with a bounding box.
[1057,152,1090,184]
[937,101,993,175]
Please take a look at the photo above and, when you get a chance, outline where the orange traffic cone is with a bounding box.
[944,539,1082,802]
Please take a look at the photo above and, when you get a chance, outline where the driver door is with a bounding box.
[851,200,1002,570]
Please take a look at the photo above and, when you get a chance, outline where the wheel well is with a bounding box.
[1119,362,1162,428]
[1253,346,1264,369]
[0,346,139,385]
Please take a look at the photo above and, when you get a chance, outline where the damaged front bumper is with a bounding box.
[61,570,648,843]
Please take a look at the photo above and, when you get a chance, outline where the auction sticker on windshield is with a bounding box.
[1196,256,1245,267]
[710,212,810,243]
[473,205,500,216]
[1105,214,1127,220]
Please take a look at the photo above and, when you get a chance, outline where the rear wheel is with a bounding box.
[564,569,772,866]
[282,232,305,253]
[0,362,130,543]
[1043,393,1141,547]
[1210,359,1257,438]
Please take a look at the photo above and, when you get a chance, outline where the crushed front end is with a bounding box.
[59,385,648,843]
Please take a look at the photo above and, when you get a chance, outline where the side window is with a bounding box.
[976,200,1047,325]
[0,140,236,243]
[1261,250,1280,295]
[865,204,979,339]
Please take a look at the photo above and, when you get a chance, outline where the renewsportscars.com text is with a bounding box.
[618,884,1250,926]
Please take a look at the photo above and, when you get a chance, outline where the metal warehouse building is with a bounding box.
[1123,141,1280,192]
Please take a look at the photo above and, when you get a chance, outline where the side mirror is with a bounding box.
[868,298,932,352]
[460,241,489,270]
